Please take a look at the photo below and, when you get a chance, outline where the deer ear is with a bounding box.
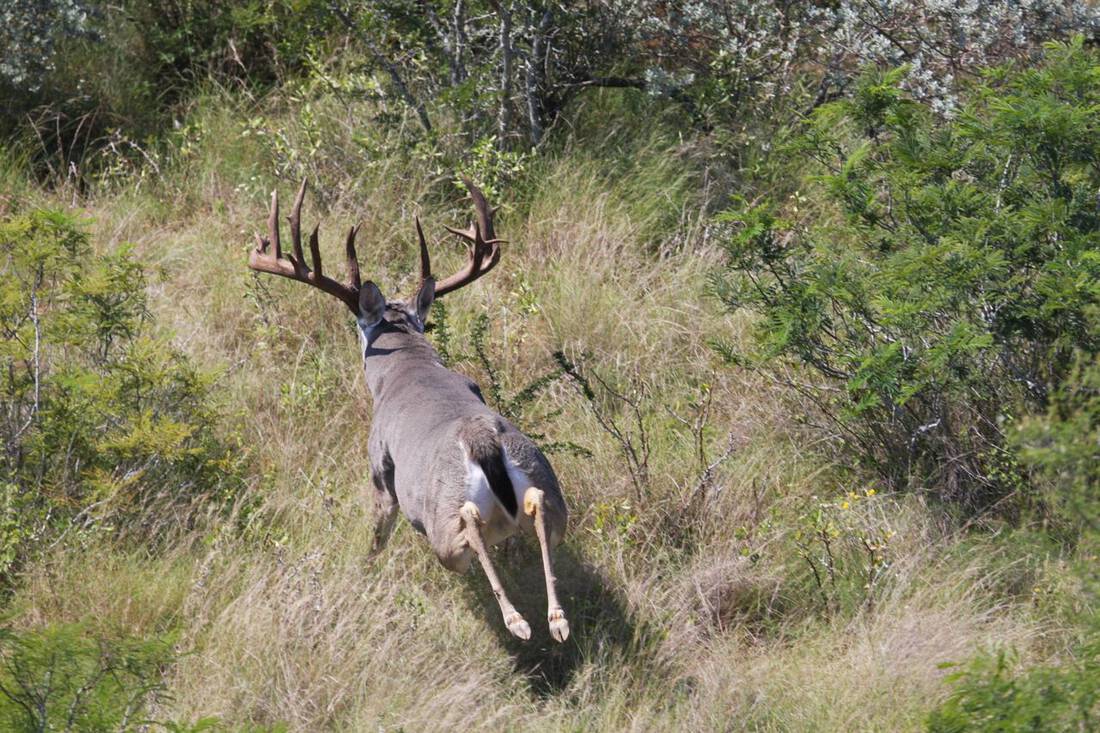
[411,277,435,323]
[358,281,386,329]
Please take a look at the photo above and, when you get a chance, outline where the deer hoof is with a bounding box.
[548,607,570,643]
[504,611,531,641]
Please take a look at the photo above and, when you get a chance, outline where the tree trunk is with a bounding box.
[496,2,514,147]
[524,8,552,146]
[452,0,468,85]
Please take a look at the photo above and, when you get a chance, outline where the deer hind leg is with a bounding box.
[460,502,531,641]
[523,488,570,643]
[370,452,398,554]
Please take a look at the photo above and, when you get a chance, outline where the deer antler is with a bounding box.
[423,178,504,297]
[248,178,364,315]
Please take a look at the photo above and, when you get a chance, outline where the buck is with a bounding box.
[248,179,569,642]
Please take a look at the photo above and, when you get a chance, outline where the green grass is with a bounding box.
[0,82,1083,732]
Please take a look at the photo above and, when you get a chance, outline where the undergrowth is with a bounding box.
[0,32,1094,733]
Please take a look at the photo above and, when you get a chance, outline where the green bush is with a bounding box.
[0,207,243,581]
[122,0,331,87]
[1013,351,1099,535]
[717,39,1100,510]
[927,637,1100,732]
[0,623,174,732]
[0,1,334,184]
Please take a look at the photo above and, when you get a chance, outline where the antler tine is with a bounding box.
[247,180,363,315]
[433,179,505,297]
[268,189,282,260]
[289,178,307,272]
[309,224,322,277]
[471,221,488,271]
[416,217,431,282]
[442,177,501,246]
[465,176,495,241]
[345,223,362,290]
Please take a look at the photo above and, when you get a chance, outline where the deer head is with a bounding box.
[248,177,504,333]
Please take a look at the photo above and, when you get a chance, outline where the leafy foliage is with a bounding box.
[0,208,243,580]
[0,623,174,732]
[5,0,1095,186]
[1013,351,1100,535]
[927,637,1100,732]
[717,39,1100,509]
[0,623,248,733]
[123,0,332,87]
[0,0,97,91]
[627,0,1100,123]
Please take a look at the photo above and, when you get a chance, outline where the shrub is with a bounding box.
[122,0,332,87]
[0,1,334,184]
[0,207,243,581]
[0,623,174,733]
[927,637,1100,732]
[627,0,1100,124]
[0,0,97,92]
[716,39,1100,510]
[1013,352,1100,535]
[790,487,894,615]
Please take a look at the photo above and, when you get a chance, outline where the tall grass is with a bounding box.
[0,83,1072,731]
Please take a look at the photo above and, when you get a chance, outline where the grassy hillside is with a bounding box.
[1,8,1097,731]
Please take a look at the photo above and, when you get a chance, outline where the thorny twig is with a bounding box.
[555,351,651,501]
[690,430,741,503]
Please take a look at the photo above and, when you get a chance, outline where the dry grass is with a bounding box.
[0,89,1063,731]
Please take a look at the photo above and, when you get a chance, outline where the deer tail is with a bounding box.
[460,416,517,518]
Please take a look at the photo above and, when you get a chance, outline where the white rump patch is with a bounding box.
[464,447,533,521]
[465,458,496,520]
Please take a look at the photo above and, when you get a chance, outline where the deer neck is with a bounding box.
[358,326,441,399]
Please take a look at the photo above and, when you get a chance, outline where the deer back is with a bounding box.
[360,316,563,554]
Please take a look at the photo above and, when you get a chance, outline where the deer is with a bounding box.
[247,178,569,642]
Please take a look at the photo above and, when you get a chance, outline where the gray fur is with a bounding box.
[361,289,568,574]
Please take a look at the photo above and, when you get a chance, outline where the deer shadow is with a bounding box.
[458,538,646,698]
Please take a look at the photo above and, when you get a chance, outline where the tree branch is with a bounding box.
[330,3,432,133]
